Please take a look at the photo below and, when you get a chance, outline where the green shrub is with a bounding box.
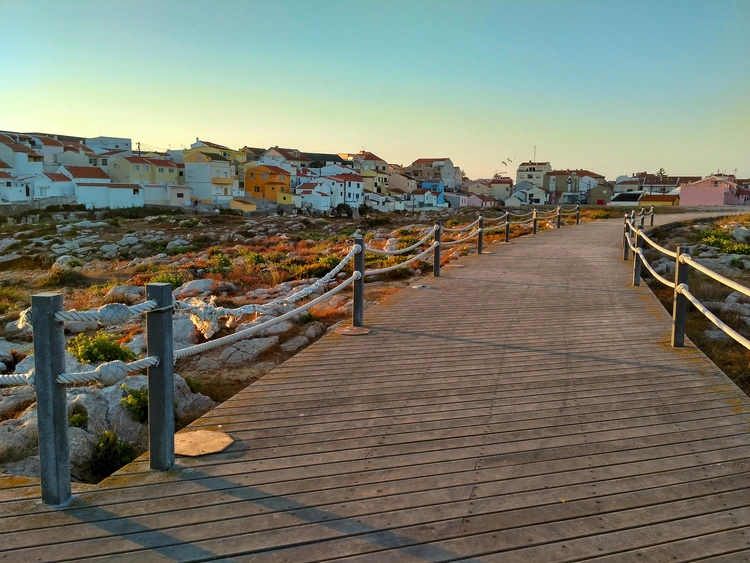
[240,250,265,265]
[66,259,82,268]
[67,331,136,364]
[89,430,138,481]
[700,229,750,255]
[445,219,460,228]
[68,404,89,428]
[297,312,315,324]
[184,376,202,394]
[0,287,28,314]
[361,215,390,228]
[150,271,186,288]
[38,269,91,288]
[120,384,149,423]
[166,245,196,256]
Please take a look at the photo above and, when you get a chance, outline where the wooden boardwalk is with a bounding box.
[2,214,750,562]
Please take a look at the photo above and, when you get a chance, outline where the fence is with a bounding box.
[0,206,580,505]
[623,208,750,349]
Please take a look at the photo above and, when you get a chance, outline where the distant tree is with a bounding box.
[656,168,668,193]
[308,160,326,169]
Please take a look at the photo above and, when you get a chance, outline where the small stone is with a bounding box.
[281,336,310,353]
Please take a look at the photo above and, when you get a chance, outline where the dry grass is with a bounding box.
[0,398,35,423]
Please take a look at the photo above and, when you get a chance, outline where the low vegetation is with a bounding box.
[89,430,138,482]
[120,384,149,423]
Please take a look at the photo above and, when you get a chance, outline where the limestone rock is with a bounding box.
[166,239,190,250]
[173,374,216,426]
[173,314,198,351]
[303,322,326,340]
[118,236,139,247]
[105,285,145,301]
[281,335,310,353]
[219,336,278,365]
[196,357,221,371]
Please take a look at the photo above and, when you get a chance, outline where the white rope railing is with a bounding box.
[510,219,534,226]
[681,254,750,300]
[560,206,578,213]
[57,356,160,386]
[365,244,436,276]
[482,222,510,233]
[678,283,750,349]
[483,212,510,223]
[174,273,359,359]
[639,230,677,258]
[365,227,436,255]
[442,217,481,233]
[637,248,675,288]
[0,372,34,386]
[54,300,159,326]
[509,210,534,218]
[441,228,482,246]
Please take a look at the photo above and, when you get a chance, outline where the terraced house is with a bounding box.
[244,164,291,203]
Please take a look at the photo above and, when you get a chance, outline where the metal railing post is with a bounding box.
[671,246,690,347]
[353,237,365,327]
[556,206,561,229]
[146,283,174,471]
[650,206,655,227]
[504,218,510,243]
[639,209,645,231]
[32,293,71,506]
[477,215,484,254]
[576,205,580,225]
[532,209,538,234]
[433,224,441,277]
[622,214,630,261]
[632,230,644,286]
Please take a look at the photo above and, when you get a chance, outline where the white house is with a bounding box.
[411,188,437,207]
[60,165,111,184]
[184,152,238,206]
[85,136,132,154]
[405,158,459,189]
[76,183,145,209]
[297,182,331,212]
[142,184,192,207]
[311,174,364,208]
[505,186,548,206]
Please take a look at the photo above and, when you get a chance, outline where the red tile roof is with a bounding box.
[296,182,319,191]
[254,165,288,175]
[1,142,42,157]
[269,147,310,162]
[0,134,14,143]
[0,159,10,168]
[62,142,95,155]
[358,151,385,162]
[122,156,151,165]
[197,140,230,150]
[45,173,71,182]
[0,172,12,179]
[412,158,448,165]
[62,166,110,179]
[34,135,64,147]
[77,182,140,189]
[334,172,364,183]
[413,188,431,195]
[99,149,128,156]
[145,158,177,169]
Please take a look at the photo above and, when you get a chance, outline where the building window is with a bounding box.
[527,174,533,179]
[262,173,268,179]
[179,171,184,177]
[169,168,174,173]
[144,165,149,171]
[280,174,285,180]
[133,189,140,195]
[255,186,260,193]
[198,156,203,161]
[159,167,164,172]
[177,192,184,198]
[134,165,139,171]
[101,159,107,165]
[5,181,9,187]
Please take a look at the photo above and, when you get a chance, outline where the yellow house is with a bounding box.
[360,169,389,194]
[277,192,293,205]
[109,156,180,185]
[230,197,258,214]
[245,164,291,201]
[639,194,679,206]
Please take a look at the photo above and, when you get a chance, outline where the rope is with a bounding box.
[638,249,675,288]
[442,217,481,233]
[365,227,436,255]
[482,221,510,233]
[510,219,534,226]
[0,371,34,386]
[508,210,534,218]
[365,244,436,276]
[174,273,359,360]
[681,254,750,300]
[638,230,677,258]
[560,206,578,213]
[175,244,361,338]
[440,229,481,247]
[483,213,509,223]
[678,284,750,350]
[54,300,159,325]
[57,356,160,386]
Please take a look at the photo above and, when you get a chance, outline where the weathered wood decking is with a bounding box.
[1,214,750,562]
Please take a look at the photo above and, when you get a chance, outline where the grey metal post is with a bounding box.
[532,209,538,234]
[650,206,655,227]
[576,205,581,225]
[632,230,644,286]
[671,246,690,347]
[622,214,630,261]
[353,237,365,327]
[433,224,441,277]
[477,215,484,255]
[33,293,70,505]
[146,283,174,471]
[504,219,510,243]
[556,206,561,229]
[640,210,645,231]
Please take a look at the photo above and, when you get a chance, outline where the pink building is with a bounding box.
[679,176,739,206]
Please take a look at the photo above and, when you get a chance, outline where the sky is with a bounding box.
[1,0,748,180]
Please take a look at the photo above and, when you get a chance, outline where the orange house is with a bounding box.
[244,165,290,202]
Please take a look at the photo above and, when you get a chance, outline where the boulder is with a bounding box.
[219,336,279,365]
[100,244,120,254]
[732,225,750,243]
[105,285,144,301]
[173,374,216,426]
[173,314,198,351]
[303,322,326,340]
[280,335,310,353]
[166,239,190,250]
[118,236,139,247]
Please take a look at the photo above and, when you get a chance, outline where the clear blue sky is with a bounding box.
[1,0,748,179]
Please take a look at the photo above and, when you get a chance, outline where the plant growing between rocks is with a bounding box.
[89,430,137,482]
[120,384,149,424]
[67,331,137,364]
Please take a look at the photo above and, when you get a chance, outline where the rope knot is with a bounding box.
[96,360,130,386]
[97,303,133,326]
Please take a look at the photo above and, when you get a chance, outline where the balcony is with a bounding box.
[212,177,233,185]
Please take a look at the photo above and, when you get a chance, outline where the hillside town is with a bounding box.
[1,130,748,216]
